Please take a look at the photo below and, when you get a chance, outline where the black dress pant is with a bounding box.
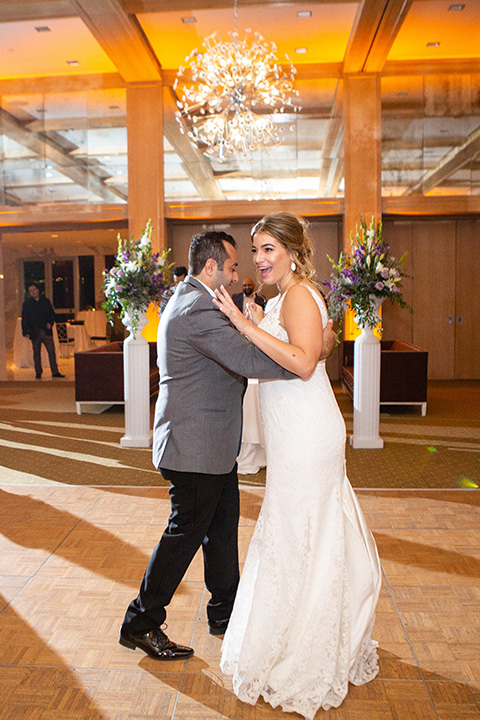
[31,330,59,375]
[122,464,240,635]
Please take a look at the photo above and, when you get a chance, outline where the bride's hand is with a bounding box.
[213,285,251,334]
[245,302,264,326]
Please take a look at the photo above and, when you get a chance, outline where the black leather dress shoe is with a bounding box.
[208,618,230,636]
[119,626,194,660]
[52,372,65,378]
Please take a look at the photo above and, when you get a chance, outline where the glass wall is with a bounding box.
[0,88,127,206]
[163,77,343,203]
[381,73,480,197]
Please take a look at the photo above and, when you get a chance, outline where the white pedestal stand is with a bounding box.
[120,310,152,448]
[350,323,384,450]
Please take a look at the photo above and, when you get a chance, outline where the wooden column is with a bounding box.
[343,74,382,244]
[0,235,6,380]
[126,82,165,252]
[343,74,383,449]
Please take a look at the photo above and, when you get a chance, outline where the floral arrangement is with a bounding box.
[325,216,409,329]
[103,220,173,331]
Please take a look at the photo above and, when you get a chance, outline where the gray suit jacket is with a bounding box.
[152,276,295,474]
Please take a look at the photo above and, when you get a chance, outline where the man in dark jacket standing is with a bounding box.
[21,283,64,379]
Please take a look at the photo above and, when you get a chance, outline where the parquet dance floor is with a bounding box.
[1,485,479,719]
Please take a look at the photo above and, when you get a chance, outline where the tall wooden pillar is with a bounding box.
[343,74,384,449]
[126,81,165,252]
[343,74,382,245]
[0,235,6,380]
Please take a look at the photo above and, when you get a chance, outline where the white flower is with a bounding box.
[125,260,139,273]
[138,233,150,249]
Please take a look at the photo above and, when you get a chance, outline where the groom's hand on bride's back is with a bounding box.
[320,320,336,360]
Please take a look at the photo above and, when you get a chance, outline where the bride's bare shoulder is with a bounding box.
[285,281,325,306]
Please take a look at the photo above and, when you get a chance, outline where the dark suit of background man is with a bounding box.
[120,230,335,661]
[158,265,189,315]
[21,283,64,379]
[232,276,266,314]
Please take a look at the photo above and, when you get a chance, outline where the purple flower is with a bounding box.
[375,281,384,290]
[380,268,389,279]
[341,268,358,283]
[114,284,123,292]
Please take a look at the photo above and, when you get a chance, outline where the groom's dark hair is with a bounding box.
[189,231,236,276]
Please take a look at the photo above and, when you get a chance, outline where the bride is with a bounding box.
[214,212,381,719]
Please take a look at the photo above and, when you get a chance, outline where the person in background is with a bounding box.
[158,265,188,315]
[232,277,265,314]
[21,283,65,379]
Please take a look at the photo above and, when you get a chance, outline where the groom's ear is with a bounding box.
[204,258,217,276]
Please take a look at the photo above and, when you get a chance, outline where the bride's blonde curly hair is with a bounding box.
[251,212,316,282]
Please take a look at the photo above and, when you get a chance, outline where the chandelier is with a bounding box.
[174,0,301,162]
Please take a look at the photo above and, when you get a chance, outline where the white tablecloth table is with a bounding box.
[76,310,107,338]
[237,379,266,474]
[13,317,61,369]
[67,323,91,352]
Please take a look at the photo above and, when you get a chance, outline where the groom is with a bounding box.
[119,230,336,660]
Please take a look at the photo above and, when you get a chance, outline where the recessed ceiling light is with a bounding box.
[426,42,440,47]
[35,26,51,32]
[51,234,59,238]
[295,47,308,54]
[45,172,53,178]
[67,60,80,66]
[182,17,196,23]
[297,11,312,18]
[449,4,465,10]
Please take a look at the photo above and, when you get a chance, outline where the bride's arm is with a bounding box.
[214,284,323,379]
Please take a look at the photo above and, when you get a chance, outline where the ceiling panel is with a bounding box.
[0,17,116,79]
[137,2,358,69]
[388,0,480,61]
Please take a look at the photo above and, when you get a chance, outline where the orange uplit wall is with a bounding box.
[343,306,382,341]
[141,302,160,341]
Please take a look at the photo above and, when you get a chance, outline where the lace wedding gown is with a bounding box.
[221,287,381,719]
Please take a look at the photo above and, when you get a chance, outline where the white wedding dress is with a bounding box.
[221,287,381,719]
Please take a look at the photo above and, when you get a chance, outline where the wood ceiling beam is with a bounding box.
[0,108,126,203]
[406,126,480,196]
[71,0,162,82]
[163,88,224,201]
[343,0,412,74]
[363,0,412,73]
[383,58,480,76]
[123,0,357,11]
[0,202,128,227]
[0,74,125,96]
[0,55,477,99]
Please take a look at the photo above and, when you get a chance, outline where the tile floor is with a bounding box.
[0,485,479,719]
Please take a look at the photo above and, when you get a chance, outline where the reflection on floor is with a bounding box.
[1,485,479,719]
[6,348,75,382]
